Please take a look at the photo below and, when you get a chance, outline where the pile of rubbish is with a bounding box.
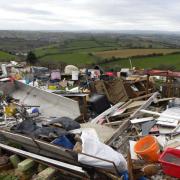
[0,62,179,179]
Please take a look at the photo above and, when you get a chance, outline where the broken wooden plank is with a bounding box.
[126,101,145,109]
[127,148,134,180]
[130,117,154,124]
[105,94,160,145]
[105,117,130,126]
[91,101,125,124]
[105,120,124,126]
[132,93,154,101]
[110,111,133,119]
[130,92,160,118]
[156,97,175,103]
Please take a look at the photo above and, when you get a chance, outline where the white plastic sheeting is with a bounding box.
[78,129,127,173]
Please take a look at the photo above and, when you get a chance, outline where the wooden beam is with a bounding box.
[130,92,160,118]
[91,101,125,124]
[127,148,134,180]
[132,93,154,101]
[0,143,85,174]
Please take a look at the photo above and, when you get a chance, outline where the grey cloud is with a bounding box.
[0,0,180,30]
[1,5,53,15]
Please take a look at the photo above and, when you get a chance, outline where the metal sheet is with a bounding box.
[0,81,80,119]
[0,143,85,174]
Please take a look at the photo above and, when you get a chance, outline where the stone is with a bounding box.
[17,158,35,172]
[33,167,56,180]
[10,154,21,168]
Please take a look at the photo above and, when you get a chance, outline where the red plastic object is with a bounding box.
[159,148,180,178]
[105,72,115,77]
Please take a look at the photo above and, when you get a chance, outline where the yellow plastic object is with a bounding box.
[5,104,16,117]
[48,85,57,90]
[15,73,22,80]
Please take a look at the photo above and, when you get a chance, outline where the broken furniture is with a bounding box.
[91,79,128,104]
[123,77,154,99]
[146,69,180,98]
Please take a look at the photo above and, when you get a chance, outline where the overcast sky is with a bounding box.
[0,0,180,31]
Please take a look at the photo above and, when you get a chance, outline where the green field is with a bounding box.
[36,39,118,65]
[0,51,17,61]
[35,40,120,58]
[38,50,180,70]
[33,38,180,70]
[102,54,180,70]
[39,52,96,65]
[65,40,101,48]
[1,31,180,71]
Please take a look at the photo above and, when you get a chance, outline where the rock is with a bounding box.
[73,142,82,153]
[18,158,35,172]
[10,154,21,168]
[142,164,159,176]
[33,167,56,180]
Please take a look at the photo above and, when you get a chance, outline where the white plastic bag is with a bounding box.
[78,129,127,173]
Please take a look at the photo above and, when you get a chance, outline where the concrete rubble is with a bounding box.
[0,61,179,179]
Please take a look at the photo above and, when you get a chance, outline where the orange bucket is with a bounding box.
[134,135,160,162]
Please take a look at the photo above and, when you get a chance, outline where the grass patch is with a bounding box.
[35,38,180,69]
[101,54,180,70]
[0,51,17,61]
[65,40,101,48]
[39,52,96,65]
[34,39,121,58]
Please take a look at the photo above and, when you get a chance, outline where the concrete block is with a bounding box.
[34,167,56,180]
[18,158,35,172]
[10,154,21,168]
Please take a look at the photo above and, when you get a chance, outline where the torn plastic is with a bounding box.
[78,129,127,173]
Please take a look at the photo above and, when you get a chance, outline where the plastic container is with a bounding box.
[134,135,160,162]
[159,148,180,178]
